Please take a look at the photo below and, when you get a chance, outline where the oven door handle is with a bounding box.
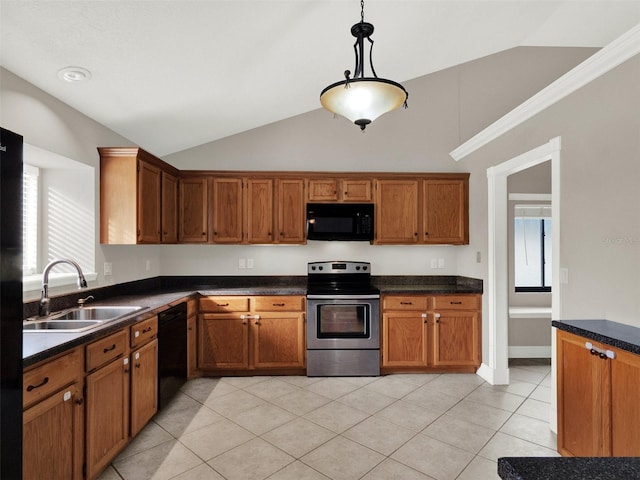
[306,294,380,300]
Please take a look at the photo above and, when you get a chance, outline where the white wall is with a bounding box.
[1,47,596,310]
[458,55,640,328]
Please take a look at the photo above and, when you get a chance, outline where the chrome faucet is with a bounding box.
[39,259,88,317]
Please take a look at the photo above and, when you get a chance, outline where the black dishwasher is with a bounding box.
[158,302,187,409]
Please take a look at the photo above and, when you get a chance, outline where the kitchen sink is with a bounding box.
[52,306,142,321]
[23,320,103,332]
[23,305,144,333]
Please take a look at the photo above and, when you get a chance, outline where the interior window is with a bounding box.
[514,204,551,293]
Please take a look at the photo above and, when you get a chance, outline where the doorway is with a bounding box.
[479,137,561,389]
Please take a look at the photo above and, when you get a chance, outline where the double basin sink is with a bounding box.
[23,306,144,333]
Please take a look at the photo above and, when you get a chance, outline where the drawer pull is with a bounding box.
[142,326,153,334]
[272,303,285,307]
[26,376,49,392]
[103,344,117,354]
[218,303,229,307]
[400,301,413,305]
[585,342,616,359]
[450,301,463,305]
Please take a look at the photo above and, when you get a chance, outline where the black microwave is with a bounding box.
[306,203,374,241]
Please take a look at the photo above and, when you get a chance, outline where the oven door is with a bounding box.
[306,295,380,350]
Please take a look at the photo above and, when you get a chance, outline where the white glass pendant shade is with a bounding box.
[320,78,408,129]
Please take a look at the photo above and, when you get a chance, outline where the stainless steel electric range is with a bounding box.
[306,261,380,376]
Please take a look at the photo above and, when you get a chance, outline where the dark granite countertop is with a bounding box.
[498,457,640,480]
[552,319,640,356]
[23,275,482,367]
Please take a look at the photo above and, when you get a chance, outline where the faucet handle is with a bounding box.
[77,295,94,307]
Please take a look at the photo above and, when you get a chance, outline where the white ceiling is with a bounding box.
[1,1,639,156]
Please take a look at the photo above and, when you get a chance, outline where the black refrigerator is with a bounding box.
[0,127,23,479]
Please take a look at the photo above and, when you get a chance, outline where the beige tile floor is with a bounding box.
[98,361,558,480]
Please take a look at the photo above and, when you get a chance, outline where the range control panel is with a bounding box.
[307,261,370,275]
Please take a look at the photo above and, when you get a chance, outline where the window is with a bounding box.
[23,164,39,275]
[22,143,97,295]
[514,205,551,292]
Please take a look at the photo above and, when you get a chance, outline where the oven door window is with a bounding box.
[316,304,369,338]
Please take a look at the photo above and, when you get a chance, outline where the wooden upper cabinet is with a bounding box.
[161,171,178,243]
[179,177,208,243]
[307,178,372,203]
[422,178,468,244]
[246,178,274,243]
[99,147,179,245]
[137,160,162,243]
[211,177,243,243]
[276,178,305,244]
[308,179,338,202]
[374,179,419,244]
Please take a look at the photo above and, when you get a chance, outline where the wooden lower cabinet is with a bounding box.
[198,295,306,374]
[381,294,481,373]
[557,329,640,457]
[187,298,199,378]
[86,355,130,479]
[23,348,85,480]
[130,339,158,437]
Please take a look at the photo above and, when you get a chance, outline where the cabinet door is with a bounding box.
[198,314,249,370]
[23,383,84,480]
[276,179,305,244]
[86,356,130,480]
[382,311,428,367]
[431,310,480,366]
[557,330,608,456]
[342,179,371,202]
[179,177,208,243]
[246,178,274,243]
[308,178,338,202]
[422,179,468,244]
[161,171,178,243]
[252,313,305,369]
[610,347,640,456]
[374,180,419,244]
[211,177,244,243]
[137,160,162,243]
[130,339,158,437]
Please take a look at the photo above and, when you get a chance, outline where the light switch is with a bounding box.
[247,259,254,269]
[238,258,246,269]
[560,268,569,284]
[104,262,112,276]
[430,259,438,269]
[438,258,445,269]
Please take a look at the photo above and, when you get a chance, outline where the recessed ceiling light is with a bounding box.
[57,66,92,83]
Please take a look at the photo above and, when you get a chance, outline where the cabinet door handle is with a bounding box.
[103,344,116,354]
[450,301,463,305]
[585,342,616,359]
[273,303,285,307]
[26,376,49,392]
[400,301,413,305]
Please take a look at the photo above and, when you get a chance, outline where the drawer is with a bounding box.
[199,296,250,313]
[431,295,480,311]
[131,316,158,348]
[253,296,305,312]
[383,295,428,311]
[86,329,128,372]
[23,348,84,409]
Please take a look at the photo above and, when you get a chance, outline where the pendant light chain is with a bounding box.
[361,0,365,23]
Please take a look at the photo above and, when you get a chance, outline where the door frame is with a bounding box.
[478,136,562,387]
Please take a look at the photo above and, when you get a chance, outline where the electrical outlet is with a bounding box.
[247,259,254,269]
[438,258,445,269]
[104,262,112,276]
[476,251,481,263]
[145,260,151,271]
[238,258,246,269]
[430,259,438,269]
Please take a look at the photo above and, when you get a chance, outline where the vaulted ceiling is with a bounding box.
[1,1,638,156]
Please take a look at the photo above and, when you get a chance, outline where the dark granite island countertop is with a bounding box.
[498,457,640,480]
[552,319,640,355]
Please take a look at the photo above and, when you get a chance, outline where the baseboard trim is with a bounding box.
[509,346,552,358]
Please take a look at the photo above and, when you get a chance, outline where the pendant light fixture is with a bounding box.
[320,0,408,130]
